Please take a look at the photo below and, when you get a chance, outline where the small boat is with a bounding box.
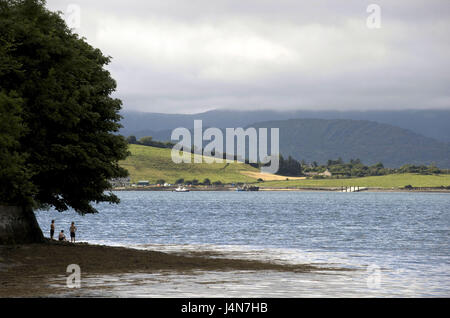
[174,185,190,192]
[236,185,259,191]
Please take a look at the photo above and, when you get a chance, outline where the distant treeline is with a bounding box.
[155,178,224,186]
[126,136,174,149]
[304,158,448,178]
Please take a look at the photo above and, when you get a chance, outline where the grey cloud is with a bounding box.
[46,0,450,113]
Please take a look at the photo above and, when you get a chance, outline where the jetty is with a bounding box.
[340,186,367,192]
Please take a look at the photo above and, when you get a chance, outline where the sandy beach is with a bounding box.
[0,240,346,297]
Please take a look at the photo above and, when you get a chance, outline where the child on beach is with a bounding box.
[50,220,55,239]
[58,230,66,241]
[70,222,77,243]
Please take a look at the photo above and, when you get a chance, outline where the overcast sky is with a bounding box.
[46,0,450,114]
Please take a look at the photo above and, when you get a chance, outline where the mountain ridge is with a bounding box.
[119,109,450,143]
[248,118,450,168]
[119,111,450,168]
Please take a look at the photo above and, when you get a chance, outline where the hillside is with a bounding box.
[120,144,260,184]
[122,118,450,168]
[120,145,450,189]
[250,119,450,168]
[119,109,450,143]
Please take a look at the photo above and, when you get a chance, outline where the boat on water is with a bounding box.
[174,185,190,192]
[236,185,259,191]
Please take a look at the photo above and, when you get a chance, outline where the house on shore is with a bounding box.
[304,169,332,177]
[322,169,332,177]
[137,180,150,187]
[109,177,131,188]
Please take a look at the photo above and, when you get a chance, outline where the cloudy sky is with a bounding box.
[46,0,450,114]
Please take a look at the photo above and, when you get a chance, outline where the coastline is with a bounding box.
[113,186,450,193]
[0,240,344,297]
[259,187,450,193]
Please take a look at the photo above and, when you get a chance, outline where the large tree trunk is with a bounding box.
[0,206,44,245]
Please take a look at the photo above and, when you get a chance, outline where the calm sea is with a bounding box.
[35,191,450,297]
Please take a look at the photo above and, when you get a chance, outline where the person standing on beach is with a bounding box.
[70,222,77,243]
[50,220,55,240]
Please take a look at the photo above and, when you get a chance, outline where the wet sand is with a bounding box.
[0,240,345,297]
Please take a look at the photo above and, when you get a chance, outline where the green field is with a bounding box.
[257,173,450,189]
[120,145,450,188]
[120,144,259,183]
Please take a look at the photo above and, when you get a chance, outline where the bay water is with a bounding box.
[35,191,450,297]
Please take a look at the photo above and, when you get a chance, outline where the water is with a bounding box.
[36,191,450,297]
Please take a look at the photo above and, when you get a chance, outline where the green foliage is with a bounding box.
[398,164,441,175]
[304,158,392,178]
[126,135,138,144]
[303,158,445,178]
[0,0,128,214]
[0,91,35,205]
[139,136,153,146]
[276,155,303,176]
[128,135,174,149]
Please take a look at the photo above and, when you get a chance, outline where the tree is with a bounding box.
[372,162,384,169]
[0,91,35,206]
[126,135,137,144]
[202,178,211,185]
[0,8,34,206]
[276,155,303,176]
[0,0,129,215]
[139,136,153,146]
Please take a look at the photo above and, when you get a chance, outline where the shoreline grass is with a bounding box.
[257,173,450,189]
[120,144,260,184]
[119,145,450,189]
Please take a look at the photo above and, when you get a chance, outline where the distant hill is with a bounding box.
[120,118,450,168]
[119,110,450,168]
[250,119,450,168]
[120,109,450,143]
[120,144,259,184]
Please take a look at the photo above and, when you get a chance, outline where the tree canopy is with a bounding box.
[0,0,129,214]
[276,155,303,177]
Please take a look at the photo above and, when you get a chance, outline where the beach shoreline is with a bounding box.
[0,240,345,297]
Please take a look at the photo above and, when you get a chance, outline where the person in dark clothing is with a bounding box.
[58,230,66,241]
[70,222,77,243]
[50,220,55,239]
